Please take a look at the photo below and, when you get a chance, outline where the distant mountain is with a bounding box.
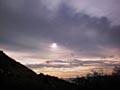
[0,50,79,90]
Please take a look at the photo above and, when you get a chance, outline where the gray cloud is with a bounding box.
[0,0,120,59]
[26,59,119,69]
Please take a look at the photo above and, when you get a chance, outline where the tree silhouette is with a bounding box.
[112,66,120,75]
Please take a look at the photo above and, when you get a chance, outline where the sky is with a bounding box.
[0,0,120,78]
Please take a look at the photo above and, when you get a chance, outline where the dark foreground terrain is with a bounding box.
[0,51,79,90]
[0,50,120,90]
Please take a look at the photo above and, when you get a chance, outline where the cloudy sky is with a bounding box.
[0,0,120,78]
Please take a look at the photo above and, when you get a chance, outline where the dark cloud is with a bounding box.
[0,0,120,58]
[26,59,119,69]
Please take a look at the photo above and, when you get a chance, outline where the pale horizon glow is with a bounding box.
[0,0,120,78]
[2,49,119,78]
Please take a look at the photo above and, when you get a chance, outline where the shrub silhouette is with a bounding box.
[1,50,120,90]
[70,67,120,90]
[112,66,120,75]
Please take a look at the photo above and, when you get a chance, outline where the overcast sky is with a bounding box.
[0,0,120,77]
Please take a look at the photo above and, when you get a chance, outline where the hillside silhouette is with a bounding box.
[0,50,79,90]
[1,50,120,90]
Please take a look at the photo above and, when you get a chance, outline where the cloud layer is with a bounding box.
[0,0,120,77]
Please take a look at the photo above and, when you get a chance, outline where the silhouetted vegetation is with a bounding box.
[1,50,120,90]
[112,66,120,75]
[70,67,120,90]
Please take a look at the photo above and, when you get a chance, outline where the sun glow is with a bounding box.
[50,43,58,49]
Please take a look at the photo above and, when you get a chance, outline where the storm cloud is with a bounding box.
[0,0,120,76]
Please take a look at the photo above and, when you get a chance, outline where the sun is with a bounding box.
[51,43,58,49]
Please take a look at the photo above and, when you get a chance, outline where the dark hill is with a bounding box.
[0,51,37,78]
[1,50,120,90]
[0,50,79,90]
